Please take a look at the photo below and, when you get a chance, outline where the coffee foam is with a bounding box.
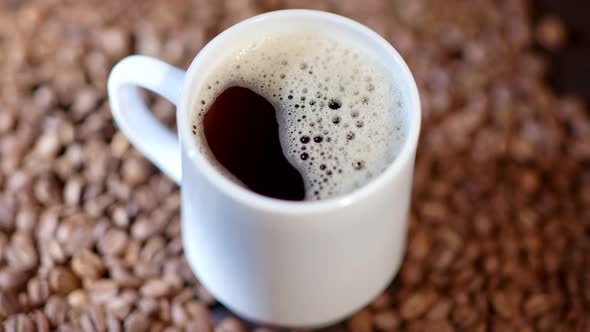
[192,32,406,200]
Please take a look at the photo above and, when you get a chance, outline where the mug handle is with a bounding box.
[108,55,186,184]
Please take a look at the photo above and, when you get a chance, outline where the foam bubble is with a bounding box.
[192,32,406,200]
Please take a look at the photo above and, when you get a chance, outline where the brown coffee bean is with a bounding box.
[72,250,106,280]
[431,248,455,271]
[105,290,136,319]
[0,111,15,134]
[72,88,100,118]
[131,217,166,240]
[44,295,69,326]
[426,298,453,320]
[15,205,37,232]
[452,304,479,328]
[106,313,122,332]
[137,297,159,316]
[34,132,61,159]
[0,232,8,260]
[30,310,50,332]
[49,267,81,295]
[4,313,34,332]
[122,157,152,186]
[171,289,193,305]
[56,217,96,256]
[162,327,181,332]
[215,317,246,332]
[67,289,90,309]
[399,261,423,286]
[86,279,119,304]
[185,302,213,332]
[158,299,171,323]
[150,322,166,332]
[124,239,141,266]
[33,175,62,205]
[408,230,430,261]
[46,239,66,264]
[537,312,558,331]
[347,309,372,332]
[373,310,399,331]
[0,268,28,292]
[140,236,166,262]
[400,289,438,320]
[171,302,187,327]
[0,292,20,318]
[134,262,161,280]
[5,232,38,271]
[32,85,58,110]
[63,177,84,206]
[524,294,552,318]
[124,311,151,332]
[108,264,142,288]
[79,306,107,332]
[27,277,50,305]
[491,290,521,318]
[97,28,130,58]
[370,292,392,310]
[111,206,130,228]
[110,132,130,158]
[140,279,172,298]
[483,255,500,274]
[97,228,128,256]
[419,319,454,332]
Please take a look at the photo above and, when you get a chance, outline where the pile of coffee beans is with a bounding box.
[0,0,588,331]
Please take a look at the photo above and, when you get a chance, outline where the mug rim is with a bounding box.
[177,9,421,214]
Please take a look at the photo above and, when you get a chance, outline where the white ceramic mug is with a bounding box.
[108,9,421,328]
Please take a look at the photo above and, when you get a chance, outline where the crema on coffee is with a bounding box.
[191,32,407,201]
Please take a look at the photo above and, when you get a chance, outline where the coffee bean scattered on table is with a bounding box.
[0,0,589,331]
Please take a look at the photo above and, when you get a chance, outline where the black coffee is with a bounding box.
[203,86,305,201]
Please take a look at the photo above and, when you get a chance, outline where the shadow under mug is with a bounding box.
[108,9,421,328]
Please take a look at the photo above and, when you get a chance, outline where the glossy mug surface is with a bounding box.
[108,9,421,328]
